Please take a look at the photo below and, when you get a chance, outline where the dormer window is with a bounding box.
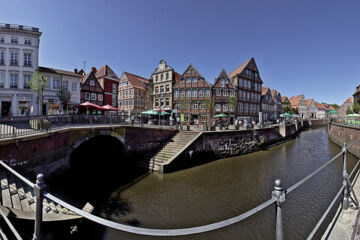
[90,80,95,86]
[11,37,18,44]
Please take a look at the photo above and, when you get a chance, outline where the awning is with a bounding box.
[77,102,105,110]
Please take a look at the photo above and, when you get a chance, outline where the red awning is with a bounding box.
[78,102,105,110]
[102,105,119,111]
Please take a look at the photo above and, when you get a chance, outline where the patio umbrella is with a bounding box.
[102,104,119,111]
[213,113,228,118]
[78,102,105,115]
[161,111,170,116]
[141,110,158,115]
[280,113,291,117]
[347,113,360,117]
[328,110,338,114]
[291,114,300,118]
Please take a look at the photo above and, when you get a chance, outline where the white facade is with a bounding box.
[0,23,41,116]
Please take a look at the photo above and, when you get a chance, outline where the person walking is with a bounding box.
[131,114,135,127]
[176,115,181,130]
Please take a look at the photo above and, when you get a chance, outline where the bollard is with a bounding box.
[342,143,349,210]
[272,179,285,240]
[33,173,46,240]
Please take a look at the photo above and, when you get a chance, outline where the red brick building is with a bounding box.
[80,68,104,106]
[173,64,211,124]
[229,57,263,122]
[212,69,237,123]
[95,65,120,107]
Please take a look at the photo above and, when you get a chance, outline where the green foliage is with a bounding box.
[227,96,237,112]
[353,102,360,113]
[332,104,340,109]
[28,70,48,95]
[346,106,353,115]
[56,88,72,107]
[204,97,215,126]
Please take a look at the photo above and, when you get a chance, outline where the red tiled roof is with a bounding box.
[229,58,252,79]
[261,86,268,96]
[124,72,149,90]
[281,96,288,102]
[289,96,301,108]
[174,72,181,82]
[95,65,119,79]
[314,102,325,109]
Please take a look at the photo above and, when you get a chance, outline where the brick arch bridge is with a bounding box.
[0,126,176,178]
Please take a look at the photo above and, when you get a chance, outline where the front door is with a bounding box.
[1,101,11,116]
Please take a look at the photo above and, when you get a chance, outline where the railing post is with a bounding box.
[272,179,285,240]
[342,143,349,210]
[33,173,46,240]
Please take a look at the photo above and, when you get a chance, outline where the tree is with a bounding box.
[56,88,71,113]
[27,70,48,116]
[332,104,340,109]
[353,102,360,113]
[346,106,353,115]
[204,97,214,127]
[281,98,292,113]
[227,96,237,116]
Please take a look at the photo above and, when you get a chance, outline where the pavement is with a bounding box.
[322,173,360,240]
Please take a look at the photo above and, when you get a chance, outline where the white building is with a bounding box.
[38,67,81,115]
[0,23,41,116]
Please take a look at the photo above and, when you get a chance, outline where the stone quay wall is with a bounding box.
[328,123,360,158]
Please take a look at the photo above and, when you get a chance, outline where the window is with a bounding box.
[155,87,159,94]
[160,86,164,93]
[24,39,31,45]
[166,72,169,80]
[221,79,227,87]
[184,114,189,122]
[155,75,158,82]
[112,95,116,106]
[85,92,90,100]
[180,90,185,98]
[229,104,234,112]
[53,78,60,90]
[238,78,243,87]
[62,80,68,90]
[187,90,191,97]
[129,89,132,96]
[244,103,249,112]
[193,103,198,109]
[11,37,18,44]
[165,84,169,92]
[0,51,4,65]
[24,74,31,88]
[216,104,221,112]
[230,90,235,97]
[10,52,18,65]
[199,90,204,97]
[192,78,197,83]
[91,93,97,101]
[223,104,228,111]
[160,99,164,106]
[125,90,128,96]
[155,99,159,107]
[200,103,205,109]
[186,78,191,83]
[90,80,95,86]
[0,72,4,87]
[216,89,221,96]
[72,82,77,91]
[238,103,243,112]
[165,98,169,106]
[174,91,179,98]
[0,37,4,43]
[201,114,207,122]
[161,74,163,81]
[112,84,117,94]
[223,89,229,97]
[192,90,197,97]
[98,94,103,102]
[247,92,250,101]
[205,90,210,97]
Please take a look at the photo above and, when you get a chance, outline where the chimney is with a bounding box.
[91,67,97,73]
[74,68,78,74]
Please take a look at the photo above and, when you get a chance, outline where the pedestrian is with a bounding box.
[131,114,135,127]
[177,115,181,129]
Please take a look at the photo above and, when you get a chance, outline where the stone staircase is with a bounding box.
[138,131,202,172]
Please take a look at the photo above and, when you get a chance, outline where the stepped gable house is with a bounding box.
[212,69,237,123]
[229,57,263,122]
[173,64,211,124]
[80,67,104,106]
[118,72,149,114]
[95,65,120,107]
[150,60,180,111]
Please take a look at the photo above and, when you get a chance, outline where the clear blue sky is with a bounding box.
[2,0,360,104]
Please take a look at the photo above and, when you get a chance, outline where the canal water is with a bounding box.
[46,126,359,239]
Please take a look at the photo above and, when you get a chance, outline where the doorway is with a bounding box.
[1,101,11,116]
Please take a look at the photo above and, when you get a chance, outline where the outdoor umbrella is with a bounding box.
[328,110,338,114]
[78,102,105,115]
[103,104,119,111]
[280,113,291,117]
[291,114,300,118]
[213,114,228,118]
[161,111,170,116]
[347,113,360,117]
[141,110,158,115]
